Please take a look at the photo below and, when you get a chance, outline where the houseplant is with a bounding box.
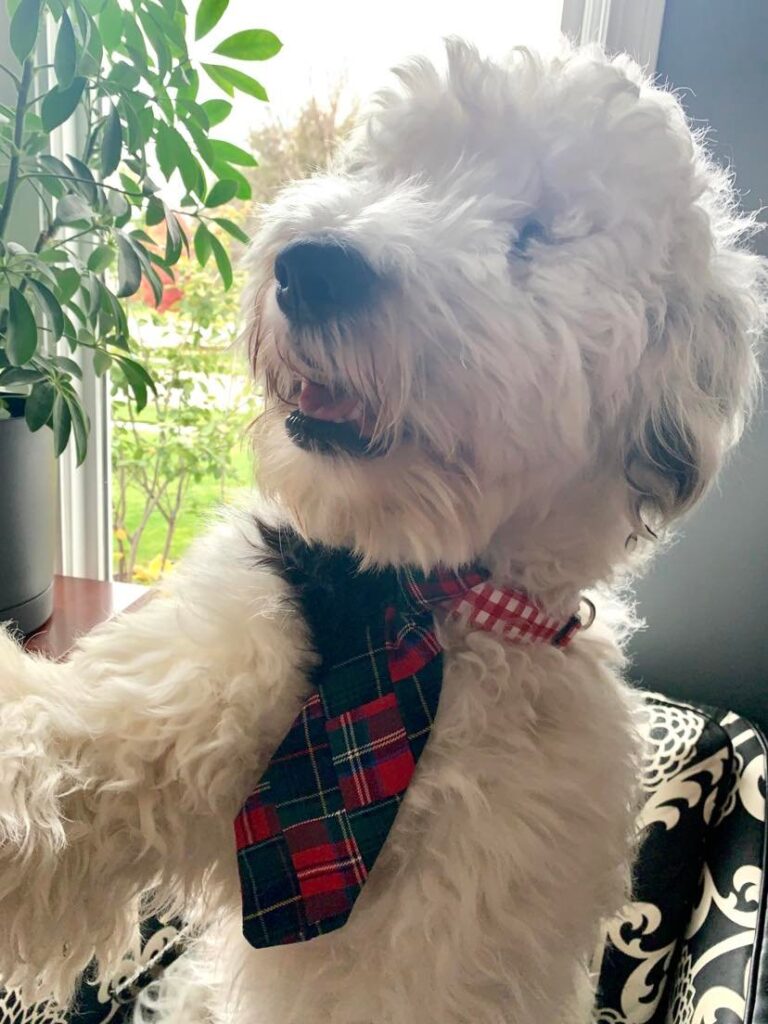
[0,0,278,632]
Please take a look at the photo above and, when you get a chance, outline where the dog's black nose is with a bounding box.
[274,239,377,325]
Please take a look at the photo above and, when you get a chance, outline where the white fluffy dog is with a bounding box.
[0,40,764,1024]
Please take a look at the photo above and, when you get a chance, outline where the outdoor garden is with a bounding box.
[113,91,354,582]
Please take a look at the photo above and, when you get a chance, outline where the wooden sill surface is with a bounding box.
[24,575,149,660]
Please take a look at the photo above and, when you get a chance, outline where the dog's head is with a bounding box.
[245,41,764,582]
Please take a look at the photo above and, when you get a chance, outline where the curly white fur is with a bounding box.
[0,39,764,1024]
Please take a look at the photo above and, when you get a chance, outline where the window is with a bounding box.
[56,0,665,582]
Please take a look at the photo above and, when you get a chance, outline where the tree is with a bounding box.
[248,88,358,204]
[112,213,253,582]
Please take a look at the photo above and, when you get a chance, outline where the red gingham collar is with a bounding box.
[403,569,584,649]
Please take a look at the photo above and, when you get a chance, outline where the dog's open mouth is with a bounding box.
[285,378,385,457]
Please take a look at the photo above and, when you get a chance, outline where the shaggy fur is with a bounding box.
[0,40,764,1024]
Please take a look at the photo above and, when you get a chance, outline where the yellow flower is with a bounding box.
[132,554,174,583]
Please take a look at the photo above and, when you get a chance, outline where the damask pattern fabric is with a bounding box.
[594,697,768,1024]
[0,917,184,1024]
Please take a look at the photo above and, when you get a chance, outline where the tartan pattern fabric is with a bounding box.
[236,528,582,949]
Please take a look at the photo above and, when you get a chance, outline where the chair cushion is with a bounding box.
[0,916,184,1024]
[595,696,768,1024]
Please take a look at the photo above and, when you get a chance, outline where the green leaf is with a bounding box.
[200,99,231,127]
[179,98,210,131]
[66,154,99,204]
[87,244,114,272]
[213,29,281,61]
[57,192,92,224]
[82,14,104,74]
[122,11,150,68]
[98,0,123,48]
[0,367,44,388]
[184,117,215,168]
[41,77,86,131]
[25,380,55,431]
[213,217,249,244]
[54,11,77,88]
[155,124,205,195]
[165,208,185,264]
[144,0,185,52]
[174,137,206,197]
[10,0,41,62]
[71,1,91,43]
[101,104,123,176]
[38,247,70,264]
[127,236,163,306]
[209,232,233,290]
[209,139,257,167]
[38,153,73,180]
[204,178,238,208]
[28,279,65,339]
[202,64,234,96]
[194,221,213,266]
[211,160,251,200]
[116,233,142,297]
[155,122,177,179]
[129,228,155,245]
[116,355,154,411]
[52,392,72,456]
[194,0,228,40]
[65,391,89,465]
[202,63,267,100]
[108,61,140,90]
[164,203,182,248]
[55,267,80,303]
[107,189,130,221]
[7,287,38,365]
[145,195,165,226]
[50,354,83,379]
[93,349,112,376]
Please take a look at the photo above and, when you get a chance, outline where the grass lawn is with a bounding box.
[116,441,255,577]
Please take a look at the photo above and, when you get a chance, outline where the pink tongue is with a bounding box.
[299,380,359,422]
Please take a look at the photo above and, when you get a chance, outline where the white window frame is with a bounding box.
[561,0,667,71]
[42,24,113,582]
[50,119,114,583]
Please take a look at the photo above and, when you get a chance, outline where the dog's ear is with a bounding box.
[621,227,765,532]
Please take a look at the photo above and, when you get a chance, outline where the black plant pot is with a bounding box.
[0,399,56,635]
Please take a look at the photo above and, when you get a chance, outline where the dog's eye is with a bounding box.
[511,220,547,256]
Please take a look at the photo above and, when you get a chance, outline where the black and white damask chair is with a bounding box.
[1,692,765,1023]
[595,697,768,1024]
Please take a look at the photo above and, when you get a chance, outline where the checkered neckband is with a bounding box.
[443,579,583,648]
[235,542,584,951]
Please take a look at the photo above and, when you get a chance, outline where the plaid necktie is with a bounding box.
[235,529,581,949]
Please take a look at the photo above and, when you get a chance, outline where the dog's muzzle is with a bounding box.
[274,238,378,326]
[274,238,388,458]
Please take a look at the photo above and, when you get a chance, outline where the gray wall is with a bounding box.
[630,0,768,728]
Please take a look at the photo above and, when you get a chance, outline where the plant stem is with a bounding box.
[0,63,20,87]
[19,171,140,198]
[0,59,33,241]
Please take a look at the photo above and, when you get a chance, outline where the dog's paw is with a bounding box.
[0,629,71,848]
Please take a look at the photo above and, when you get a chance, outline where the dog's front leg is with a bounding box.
[0,513,312,1005]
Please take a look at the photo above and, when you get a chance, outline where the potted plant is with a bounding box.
[0,0,278,633]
